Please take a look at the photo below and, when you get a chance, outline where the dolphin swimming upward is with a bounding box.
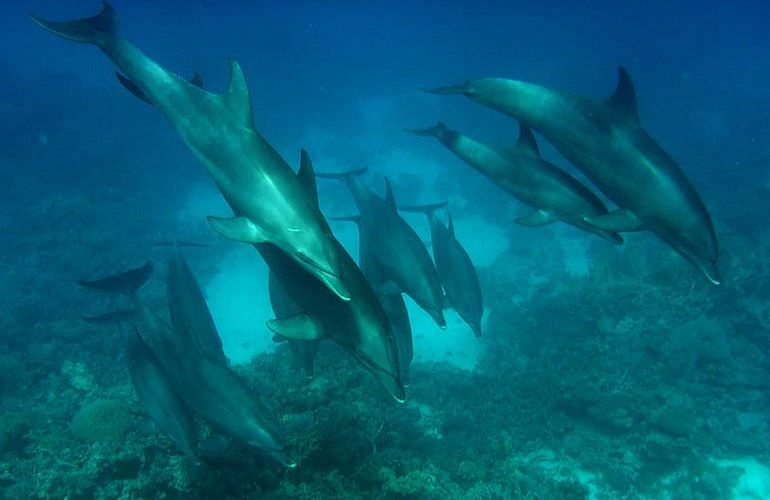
[427,68,719,284]
[31,2,351,300]
[408,122,623,244]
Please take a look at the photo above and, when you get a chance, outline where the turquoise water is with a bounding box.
[1,1,769,498]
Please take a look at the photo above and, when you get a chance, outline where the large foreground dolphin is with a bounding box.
[427,68,719,284]
[408,122,622,244]
[31,3,351,300]
[259,151,405,401]
[317,169,446,328]
[399,203,484,337]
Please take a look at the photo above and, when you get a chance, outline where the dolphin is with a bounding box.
[166,252,227,365]
[78,260,294,467]
[399,203,484,337]
[426,68,719,283]
[126,327,199,459]
[331,214,414,384]
[407,122,623,244]
[79,264,199,458]
[267,269,320,377]
[316,169,447,328]
[257,151,405,401]
[31,3,351,300]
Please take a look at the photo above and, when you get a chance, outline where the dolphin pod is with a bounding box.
[399,203,484,338]
[317,169,447,328]
[31,2,351,301]
[408,122,623,244]
[78,258,294,467]
[426,68,719,284]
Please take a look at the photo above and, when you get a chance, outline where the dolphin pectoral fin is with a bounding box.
[515,210,555,227]
[116,72,154,105]
[207,216,267,243]
[584,209,643,232]
[266,314,324,341]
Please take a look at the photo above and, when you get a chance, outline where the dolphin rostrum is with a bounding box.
[426,68,719,283]
[31,2,351,300]
[408,122,623,244]
[317,169,447,328]
[399,203,484,337]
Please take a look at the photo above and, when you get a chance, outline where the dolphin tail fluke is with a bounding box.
[422,81,472,95]
[77,261,153,294]
[404,122,448,137]
[315,167,368,180]
[30,2,117,46]
[399,202,448,215]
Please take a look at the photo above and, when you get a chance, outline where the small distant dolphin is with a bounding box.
[331,214,414,384]
[31,3,351,300]
[426,68,719,283]
[317,169,446,328]
[408,122,623,244]
[126,327,198,459]
[260,151,405,401]
[399,203,484,337]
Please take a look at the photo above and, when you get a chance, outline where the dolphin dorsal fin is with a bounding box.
[607,67,639,123]
[516,124,540,156]
[189,72,204,89]
[297,149,319,206]
[384,177,396,210]
[222,59,254,128]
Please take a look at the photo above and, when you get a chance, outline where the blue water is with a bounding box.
[2,1,770,498]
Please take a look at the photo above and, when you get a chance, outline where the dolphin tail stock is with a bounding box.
[314,167,368,181]
[404,122,449,137]
[77,261,154,295]
[422,81,472,95]
[29,2,118,47]
[398,202,448,215]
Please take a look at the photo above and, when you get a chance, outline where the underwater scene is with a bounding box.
[2,1,770,498]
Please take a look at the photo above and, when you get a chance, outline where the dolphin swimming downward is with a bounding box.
[427,68,720,284]
[31,2,351,300]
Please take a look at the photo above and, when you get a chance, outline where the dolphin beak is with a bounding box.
[296,252,352,301]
